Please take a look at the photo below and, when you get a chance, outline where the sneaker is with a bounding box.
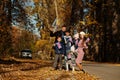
[54,67,58,70]
[81,69,85,73]
[59,68,62,71]
[50,68,56,71]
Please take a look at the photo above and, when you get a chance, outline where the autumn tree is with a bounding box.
[0,0,119,62]
[0,0,12,58]
[87,0,120,62]
[32,0,120,62]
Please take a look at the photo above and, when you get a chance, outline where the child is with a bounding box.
[65,33,80,71]
[63,31,73,70]
[73,33,80,50]
[64,31,73,56]
[53,37,64,70]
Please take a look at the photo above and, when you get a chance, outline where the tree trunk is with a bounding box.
[0,0,12,58]
[55,0,73,27]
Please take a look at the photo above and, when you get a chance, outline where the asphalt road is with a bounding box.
[83,61,120,80]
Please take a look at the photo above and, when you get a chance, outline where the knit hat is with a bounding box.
[73,33,79,39]
[80,31,85,36]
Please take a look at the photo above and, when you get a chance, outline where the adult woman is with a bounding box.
[76,31,89,73]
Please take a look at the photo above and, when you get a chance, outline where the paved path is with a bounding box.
[83,61,120,80]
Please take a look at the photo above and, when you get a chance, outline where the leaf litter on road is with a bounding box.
[0,59,99,80]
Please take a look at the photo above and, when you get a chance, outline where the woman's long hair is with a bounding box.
[80,35,87,47]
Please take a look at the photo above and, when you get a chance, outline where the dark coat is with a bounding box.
[54,42,64,54]
[50,30,65,43]
[72,38,80,50]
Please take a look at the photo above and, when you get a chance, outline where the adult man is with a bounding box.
[50,26,66,43]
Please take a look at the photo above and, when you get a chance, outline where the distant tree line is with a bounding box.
[0,0,38,58]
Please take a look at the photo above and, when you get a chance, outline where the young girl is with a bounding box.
[64,31,73,56]
[53,37,64,70]
[76,31,90,73]
[73,33,80,50]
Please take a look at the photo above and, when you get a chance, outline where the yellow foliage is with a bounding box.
[61,0,67,4]
[35,40,49,48]
[49,37,55,43]
[85,33,92,37]
[45,44,52,50]
[40,29,50,40]
[33,0,39,3]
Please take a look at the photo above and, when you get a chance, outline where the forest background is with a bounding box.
[0,0,120,63]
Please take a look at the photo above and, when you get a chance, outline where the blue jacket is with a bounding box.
[64,36,73,50]
[54,41,64,54]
